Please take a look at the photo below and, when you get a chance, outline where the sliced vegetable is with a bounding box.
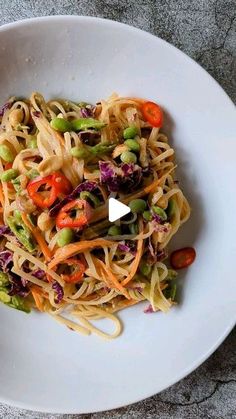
[120,151,137,164]
[141,101,163,128]
[71,118,106,131]
[129,199,147,214]
[143,210,152,221]
[0,168,18,182]
[129,223,139,234]
[0,271,9,286]
[166,199,176,221]
[170,247,196,269]
[56,199,92,229]
[57,228,74,247]
[7,216,35,252]
[108,225,121,236]
[0,144,14,162]
[152,206,167,221]
[80,191,100,207]
[50,117,71,132]
[27,172,72,209]
[61,258,86,283]
[139,261,151,276]
[71,146,90,159]
[124,139,140,152]
[123,126,138,139]
[7,295,30,313]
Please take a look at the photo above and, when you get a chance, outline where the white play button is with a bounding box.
[108,198,131,222]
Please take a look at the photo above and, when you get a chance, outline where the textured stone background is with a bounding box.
[0,1,235,418]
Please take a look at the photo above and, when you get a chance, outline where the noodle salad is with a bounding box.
[0,93,196,339]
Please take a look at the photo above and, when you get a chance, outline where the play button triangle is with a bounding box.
[108,198,131,222]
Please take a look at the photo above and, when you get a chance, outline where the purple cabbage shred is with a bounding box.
[0,250,13,273]
[144,304,154,314]
[0,102,11,117]
[52,281,64,304]
[99,161,142,193]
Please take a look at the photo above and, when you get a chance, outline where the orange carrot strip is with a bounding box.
[49,239,115,269]
[31,289,44,312]
[94,258,130,299]
[122,219,144,286]
[0,184,5,208]
[21,213,52,262]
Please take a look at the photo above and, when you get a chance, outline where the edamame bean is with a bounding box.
[152,206,167,220]
[50,117,72,132]
[0,168,18,182]
[108,225,121,236]
[57,228,74,247]
[28,137,37,149]
[140,261,151,276]
[124,139,140,152]
[123,126,138,139]
[129,223,138,234]
[129,199,147,214]
[120,151,137,164]
[0,144,14,163]
[71,146,90,159]
[143,210,152,221]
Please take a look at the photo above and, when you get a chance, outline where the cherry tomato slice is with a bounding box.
[141,101,163,128]
[170,247,196,269]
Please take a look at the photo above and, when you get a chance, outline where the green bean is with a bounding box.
[123,126,138,139]
[120,151,137,164]
[71,146,91,159]
[152,205,167,220]
[0,168,18,182]
[143,210,152,221]
[57,228,74,247]
[129,199,147,214]
[0,144,14,163]
[91,143,116,156]
[139,261,151,276]
[80,191,100,207]
[164,282,177,301]
[28,137,37,149]
[71,118,106,131]
[7,216,35,252]
[124,139,140,152]
[50,117,72,132]
[108,225,121,236]
[129,223,139,234]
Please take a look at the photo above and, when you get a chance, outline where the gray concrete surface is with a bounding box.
[0,1,235,418]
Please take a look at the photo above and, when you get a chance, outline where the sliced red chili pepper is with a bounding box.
[52,172,72,195]
[170,247,196,269]
[27,174,58,208]
[56,199,92,229]
[62,258,86,283]
[141,101,163,128]
[27,172,72,209]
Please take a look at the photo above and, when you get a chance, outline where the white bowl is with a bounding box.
[0,16,235,414]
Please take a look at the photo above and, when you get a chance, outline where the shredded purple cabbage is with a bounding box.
[118,240,137,255]
[0,250,13,273]
[52,281,64,304]
[99,161,142,193]
[144,304,154,314]
[0,102,11,117]
[8,273,29,297]
[32,111,41,118]
[49,181,98,217]
[32,269,47,280]
[80,105,95,118]
[0,225,13,236]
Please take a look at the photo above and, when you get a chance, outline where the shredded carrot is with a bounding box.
[21,213,52,262]
[49,239,115,269]
[31,288,44,312]
[94,258,130,299]
[0,184,4,208]
[122,219,144,286]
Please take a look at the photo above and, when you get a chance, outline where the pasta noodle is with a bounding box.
[0,92,191,339]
